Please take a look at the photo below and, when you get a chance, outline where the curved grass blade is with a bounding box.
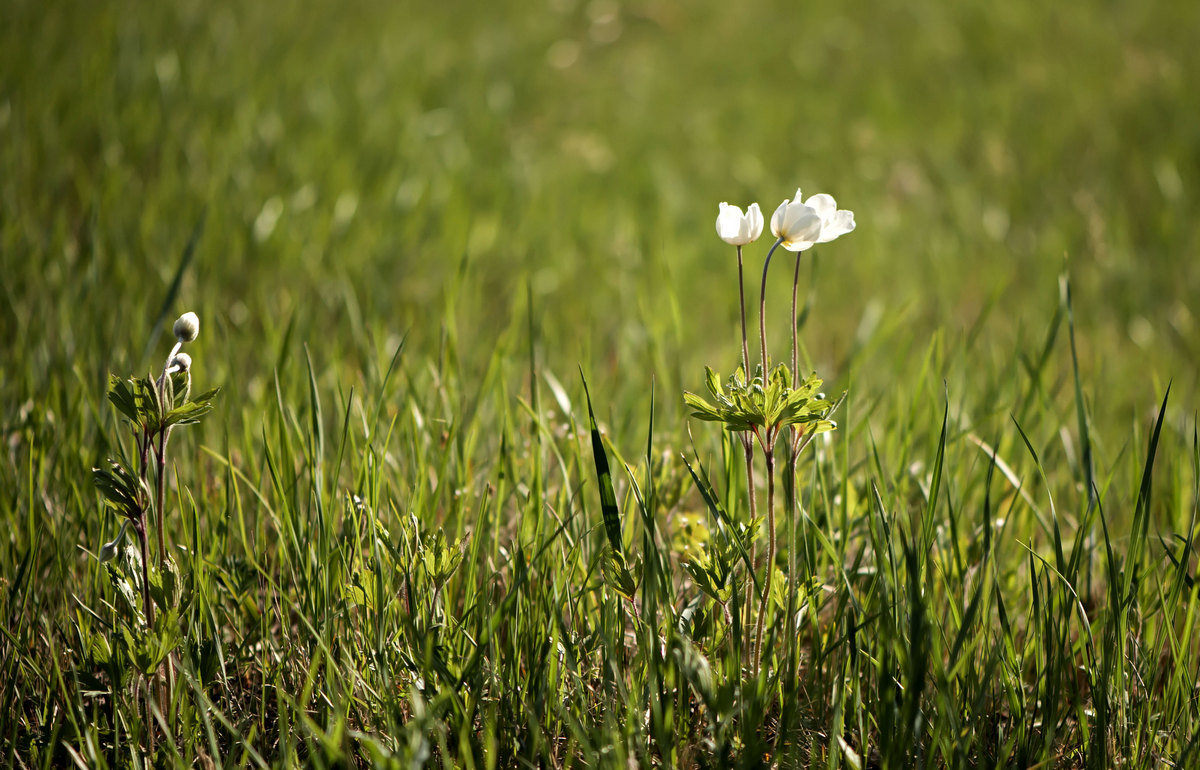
[1061,271,1097,508]
[580,369,622,557]
[1122,383,1171,604]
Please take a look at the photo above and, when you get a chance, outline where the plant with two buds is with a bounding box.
[684,189,854,673]
[90,311,219,750]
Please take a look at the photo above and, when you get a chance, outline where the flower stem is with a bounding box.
[759,237,784,376]
[155,436,168,566]
[133,515,157,755]
[753,445,776,673]
[735,243,761,668]
[737,245,751,376]
[742,438,758,666]
[791,252,803,388]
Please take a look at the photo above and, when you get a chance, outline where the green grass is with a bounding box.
[3,0,1200,766]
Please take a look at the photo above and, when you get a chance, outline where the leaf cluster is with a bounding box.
[107,373,219,435]
[92,460,149,518]
[683,364,837,436]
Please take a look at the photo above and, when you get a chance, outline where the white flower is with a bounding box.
[715,202,764,246]
[770,190,823,251]
[173,312,200,342]
[803,193,856,243]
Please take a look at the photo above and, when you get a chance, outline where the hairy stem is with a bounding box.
[133,516,157,755]
[754,446,777,673]
[791,252,802,387]
[742,438,758,666]
[736,244,763,668]
[154,435,168,566]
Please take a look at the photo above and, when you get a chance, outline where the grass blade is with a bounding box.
[580,369,622,557]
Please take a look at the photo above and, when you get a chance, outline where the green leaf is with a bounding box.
[160,556,182,610]
[107,566,142,624]
[704,366,723,398]
[602,549,637,601]
[680,452,759,593]
[162,388,220,428]
[106,375,139,424]
[671,636,716,711]
[684,552,732,604]
[89,632,113,666]
[92,462,144,513]
[682,391,722,422]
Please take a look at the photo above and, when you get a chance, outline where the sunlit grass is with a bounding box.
[2,0,1199,767]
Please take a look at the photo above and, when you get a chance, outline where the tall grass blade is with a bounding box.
[1121,384,1171,604]
[580,370,622,557]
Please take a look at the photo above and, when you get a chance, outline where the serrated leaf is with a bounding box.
[93,462,144,513]
[342,582,369,608]
[704,366,723,398]
[683,392,722,422]
[684,556,732,604]
[188,387,221,408]
[161,556,182,610]
[163,399,214,428]
[683,560,715,595]
[106,375,139,424]
[89,632,113,665]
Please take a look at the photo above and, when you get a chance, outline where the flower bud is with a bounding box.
[716,202,764,246]
[98,521,131,563]
[171,353,192,373]
[173,312,200,342]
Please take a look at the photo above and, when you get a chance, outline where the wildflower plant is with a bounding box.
[90,311,219,753]
[685,189,854,673]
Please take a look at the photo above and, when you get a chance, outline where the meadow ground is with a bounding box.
[2,0,1200,767]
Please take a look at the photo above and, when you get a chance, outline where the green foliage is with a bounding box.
[93,460,148,516]
[107,373,220,434]
[685,364,837,435]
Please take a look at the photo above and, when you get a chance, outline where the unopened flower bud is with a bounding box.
[716,202,764,246]
[171,353,192,373]
[98,521,131,563]
[173,312,200,342]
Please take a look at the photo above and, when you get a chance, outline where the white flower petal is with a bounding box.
[783,239,817,252]
[780,209,822,251]
[745,202,764,242]
[804,193,837,218]
[770,199,790,238]
[716,202,741,242]
[816,209,856,243]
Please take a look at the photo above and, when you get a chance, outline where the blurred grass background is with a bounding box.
[3,0,1200,763]
[4,0,1197,420]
